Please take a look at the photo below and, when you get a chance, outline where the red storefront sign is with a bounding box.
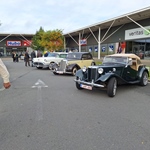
[23,40,32,46]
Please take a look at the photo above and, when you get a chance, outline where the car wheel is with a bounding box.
[53,69,58,75]
[76,77,83,90]
[53,72,58,75]
[72,67,77,76]
[107,77,117,97]
[49,62,54,70]
[139,71,148,86]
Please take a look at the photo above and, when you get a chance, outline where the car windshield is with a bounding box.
[103,56,128,64]
[67,53,81,59]
[59,54,68,58]
[47,53,59,57]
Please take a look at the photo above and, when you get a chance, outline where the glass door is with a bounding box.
[132,45,145,59]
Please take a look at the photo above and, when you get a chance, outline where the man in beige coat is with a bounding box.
[0,58,11,89]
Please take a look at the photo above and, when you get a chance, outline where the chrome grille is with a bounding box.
[59,60,66,71]
[87,67,98,82]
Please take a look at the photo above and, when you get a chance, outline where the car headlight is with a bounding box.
[98,68,103,74]
[113,68,116,72]
[82,66,87,72]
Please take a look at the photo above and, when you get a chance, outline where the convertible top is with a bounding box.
[107,53,141,60]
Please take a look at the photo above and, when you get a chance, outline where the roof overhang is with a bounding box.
[63,6,150,37]
[0,33,34,37]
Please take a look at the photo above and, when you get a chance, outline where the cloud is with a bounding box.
[0,0,150,34]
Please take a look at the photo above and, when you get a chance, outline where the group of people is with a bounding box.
[0,49,43,90]
[12,51,19,62]
[24,50,43,67]
[0,50,42,89]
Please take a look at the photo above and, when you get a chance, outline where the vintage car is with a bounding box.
[51,52,96,75]
[33,52,68,69]
[74,53,149,97]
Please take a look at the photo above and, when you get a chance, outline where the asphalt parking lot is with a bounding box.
[0,58,150,150]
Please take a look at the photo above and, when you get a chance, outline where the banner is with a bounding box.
[80,39,87,46]
[6,41,21,46]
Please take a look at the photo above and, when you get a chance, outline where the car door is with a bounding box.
[80,53,93,68]
[122,62,138,81]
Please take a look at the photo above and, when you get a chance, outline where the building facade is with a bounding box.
[1,7,150,60]
[63,7,150,60]
[0,34,34,57]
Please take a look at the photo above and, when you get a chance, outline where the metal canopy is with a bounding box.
[63,6,150,37]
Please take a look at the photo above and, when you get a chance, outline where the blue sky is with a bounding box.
[0,0,150,34]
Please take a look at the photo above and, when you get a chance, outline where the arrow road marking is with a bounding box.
[32,79,48,121]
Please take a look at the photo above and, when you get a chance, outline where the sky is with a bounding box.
[0,0,150,35]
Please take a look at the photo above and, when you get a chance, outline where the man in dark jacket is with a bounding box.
[31,50,36,67]
[24,50,30,67]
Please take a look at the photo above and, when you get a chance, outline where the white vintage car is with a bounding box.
[33,52,68,69]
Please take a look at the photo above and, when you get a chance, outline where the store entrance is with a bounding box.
[132,45,145,59]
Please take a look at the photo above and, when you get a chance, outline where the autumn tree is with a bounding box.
[31,27,45,51]
[40,29,64,52]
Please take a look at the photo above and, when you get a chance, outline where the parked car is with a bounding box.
[74,53,149,97]
[145,50,150,57]
[51,52,96,75]
[33,52,68,69]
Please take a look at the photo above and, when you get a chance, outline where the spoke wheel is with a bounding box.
[72,67,77,76]
[49,62,54,70]
[140,71,148,86]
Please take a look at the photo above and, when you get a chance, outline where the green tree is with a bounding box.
[40,29,64,52]
[31,27,45,51]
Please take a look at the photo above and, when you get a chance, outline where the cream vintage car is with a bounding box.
[51,52,96,75]
[33,52,68,69]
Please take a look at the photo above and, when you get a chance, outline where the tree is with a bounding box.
[40,29,64,52]
[31,27,45,51]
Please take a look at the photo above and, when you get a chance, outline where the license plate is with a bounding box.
[80,84,92,90]
[57,71,63,74]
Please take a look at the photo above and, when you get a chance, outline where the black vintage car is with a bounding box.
[51,52,95,76]
[74,53,149,97]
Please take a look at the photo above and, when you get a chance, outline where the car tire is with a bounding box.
[76,78,83,90]
[53,69,58,75]
[49,62,54,70]
[139,71,148,86]
[107,77,117,97]
[36,66,42,69]
[53,72,58,75]
[72,67,77,76]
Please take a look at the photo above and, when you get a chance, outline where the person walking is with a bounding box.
[24,50,30,67]
[31,50,36,67]
[0,58,11,89]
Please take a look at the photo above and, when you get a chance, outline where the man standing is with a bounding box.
[0,58,11,89]
[31,50,36,67]
[24,50,30,66]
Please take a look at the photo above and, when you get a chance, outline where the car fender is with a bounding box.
[138,66,149,79]
[67,63,80,70]
[97,72,119,82]
[75,69,84,77]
